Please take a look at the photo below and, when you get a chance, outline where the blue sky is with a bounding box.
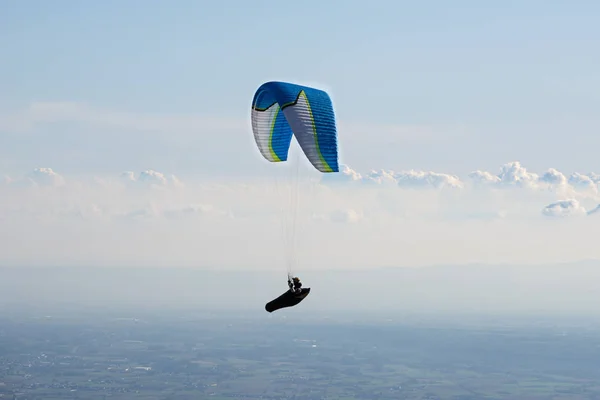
[1,1,600,268]
[3,0,600,174]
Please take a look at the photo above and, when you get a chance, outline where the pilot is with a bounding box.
[288,276,302,293]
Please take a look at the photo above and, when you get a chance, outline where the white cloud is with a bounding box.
[4,162,599,225]
[314,160,600,226]
[542,199,588,218]
[1,163,600,269]
[466,162,598,195]
[363,169,397,186]
[321,165,463,190]
[1,167,198,224]
[469,161,544,190]
[539,168,568,187]
[568,173,598,193]
[393,170,463,189]
[468,170,501,186]
[470,162,561,191]
[122,169,183,188]
[320,164,362,184]
[496,161,540,188]
[4,167,66,188]
[321,161,599,198]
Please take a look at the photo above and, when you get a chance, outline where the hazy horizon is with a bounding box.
[3,261,600,319]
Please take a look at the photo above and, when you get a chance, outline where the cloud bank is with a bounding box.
[1,161,599,268]
[323,161,600,221]
[325,161,599,195]
[3,161,598,224]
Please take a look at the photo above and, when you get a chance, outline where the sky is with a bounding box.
[1,0,600,270]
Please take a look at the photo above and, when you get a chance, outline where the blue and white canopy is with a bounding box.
[251,81,339,173]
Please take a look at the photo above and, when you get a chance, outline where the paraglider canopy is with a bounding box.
[251,81,339,173]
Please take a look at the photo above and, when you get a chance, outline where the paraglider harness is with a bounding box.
[265,277,311,313]
[288,276,303,294]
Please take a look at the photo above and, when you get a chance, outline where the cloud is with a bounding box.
[393,170,463,189]
[468,170,501,186]
[0,167,206,224]
[539,168,568,187]
[469,162,559,190]
[3,162,599,228]
[542,199,588,218]
[313,161,600,224]
[363,169,397,186]
[568,173,598,193]
[321,161,599,197]
[4,167,66,188]
[121,169,183,188]
[495,161,540,188]
[468,162,599,196]
[322,164,463,189]
[1,165,600,268]
[320,164,363,184]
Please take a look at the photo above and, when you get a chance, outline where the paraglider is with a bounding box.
[250,81,339,312]
[265,276,311,313]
